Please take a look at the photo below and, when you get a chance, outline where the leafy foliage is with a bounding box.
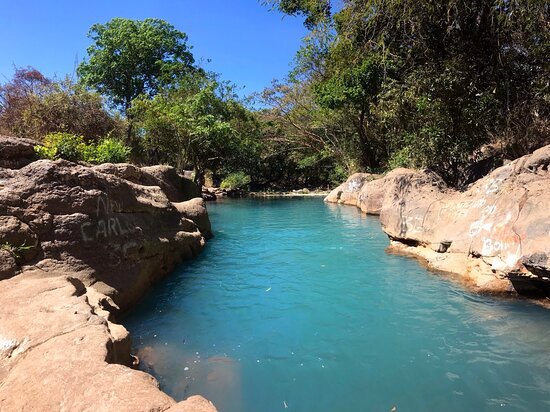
[220,172,252,190]
[132,73,261,185]
[0,68,126,142]
[94,138,132,164]
[35,132,86,161]
[1,241,34,262]
[35,132,130,164]
[78,18,196,114]
[265,0,331,29]
[264,0,549,185]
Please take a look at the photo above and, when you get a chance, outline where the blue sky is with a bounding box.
[0,0,308,97]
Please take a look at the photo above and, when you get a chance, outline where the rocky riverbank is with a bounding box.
[0,136,217,411]
[326,145,550,301]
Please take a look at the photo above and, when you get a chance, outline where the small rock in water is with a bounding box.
[184,367,189,371]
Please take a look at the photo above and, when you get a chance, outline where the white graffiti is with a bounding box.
[468,203,497,237]
[0,337,17,351]
[80,218,136,242]
[482,236,521,270]
[482,237,508,255]
[485,178,503,195]
[469,221,493,237]
[347,180,362,192]
[405,215,423,231]
[79,195,139,260]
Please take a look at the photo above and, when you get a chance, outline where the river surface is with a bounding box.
[124,198,550,412]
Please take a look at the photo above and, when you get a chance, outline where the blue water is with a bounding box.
[124,198,550,412]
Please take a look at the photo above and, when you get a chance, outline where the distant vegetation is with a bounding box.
[35,132,131,164]
[264,0,549,185]
[1,3,548,188]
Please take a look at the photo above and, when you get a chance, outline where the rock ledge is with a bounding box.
[326,145,550,300]
[0,137,217,411]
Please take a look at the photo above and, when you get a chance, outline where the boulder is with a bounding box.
[0,249,16,280]
[357,168,416,215]
[0,135,37,169]
[0,150,217,411]
[327,145,550,297]
[0,159,210,310]
[324,173,379,206]
[141,165,201,202]
[202,187,217,201]
[93,163,201,203]
[174,198,213,239]
[167,396,218,412]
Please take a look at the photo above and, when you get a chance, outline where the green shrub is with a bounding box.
[220,172,251,190]
[388,147,413,170]
[1,241,33,261]
[94,138,131,164]
[80,143,98,163]
[35,132,86,161]
[35,133,130,165]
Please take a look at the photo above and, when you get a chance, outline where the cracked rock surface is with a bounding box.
[0,136,216,411]
[326,145,550,298]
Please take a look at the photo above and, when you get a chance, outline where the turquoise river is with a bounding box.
[124,198,550,411]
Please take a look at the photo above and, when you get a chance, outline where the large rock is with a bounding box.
[357,168,416,215]
[324,173,379,206]
[93,163,201,203]
[0,135,37,169]
[0,159,209,310]
[327,145,550,297]
[0,141,217,411]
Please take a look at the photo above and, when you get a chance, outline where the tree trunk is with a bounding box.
[358,107,376,170]
[194,167,205,188]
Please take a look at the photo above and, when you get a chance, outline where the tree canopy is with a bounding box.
[265,0,331,29]
[77,18,196,114]
[3,8,547,190]
[262,0,549,185]
[0,68,126,142]
[132,73,261,186]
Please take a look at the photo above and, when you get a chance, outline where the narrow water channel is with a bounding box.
[124,198,550,412]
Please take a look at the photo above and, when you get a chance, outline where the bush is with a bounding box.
[35,133,130,164]
[94,138,131,164]
[35,132,86,161]
[388,147,413,169]
[0,68,127,142]
[220,172,251,190]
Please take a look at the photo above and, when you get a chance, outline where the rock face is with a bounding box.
[324,173,380,207]
[0,135,37,169]
[326,145,550,298]
[0,137,217,411]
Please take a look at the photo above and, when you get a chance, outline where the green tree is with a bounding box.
[314,56,385,169]
[78,18,196,116]
[132,74,260,186]
[265,0,331,29]
[265,0,549,184]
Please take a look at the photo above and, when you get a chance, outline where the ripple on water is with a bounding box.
[124,198,550,412]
